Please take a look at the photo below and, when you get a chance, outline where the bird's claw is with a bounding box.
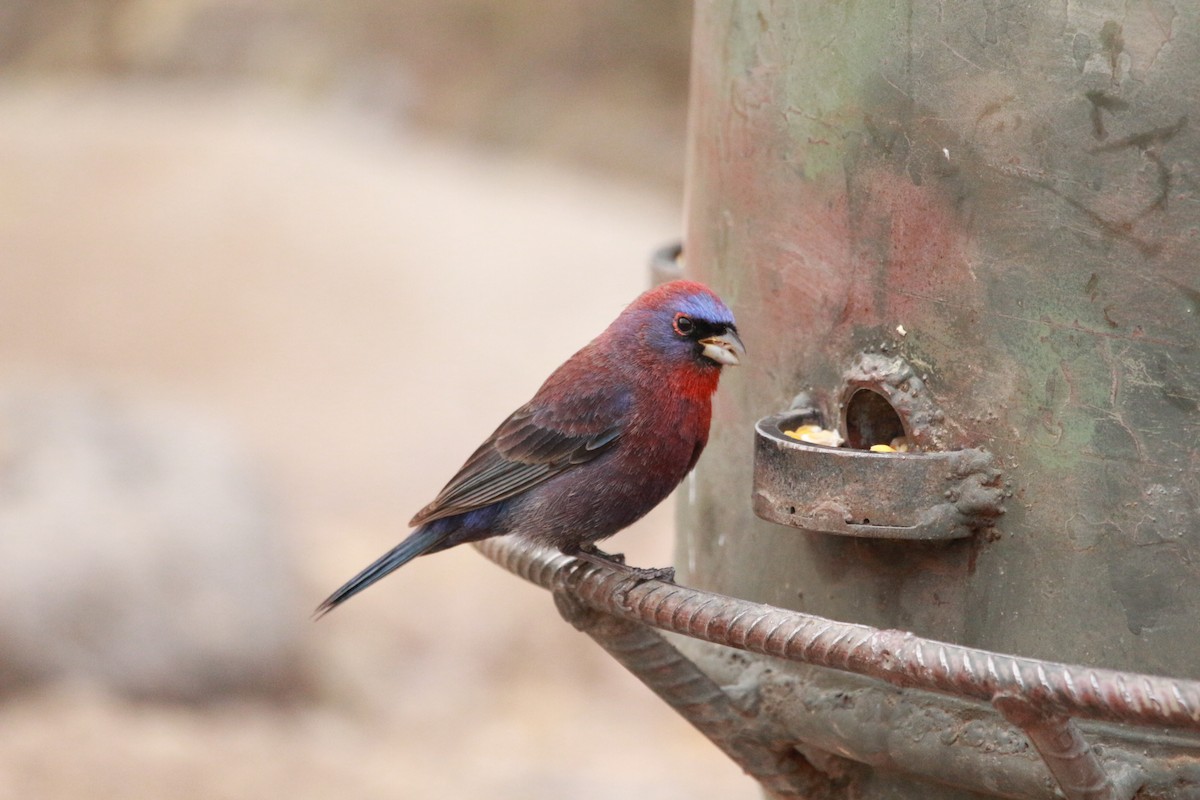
[623,565,676,584]
[566,546,673,585]
[575,543,625,565]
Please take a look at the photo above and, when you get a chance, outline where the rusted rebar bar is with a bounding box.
[474,536,1200,731]
[551,586,831,799]
[992,694,1124,800]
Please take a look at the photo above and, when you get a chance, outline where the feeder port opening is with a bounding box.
[844,388,907,451]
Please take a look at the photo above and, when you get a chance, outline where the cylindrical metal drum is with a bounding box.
[677,2,1200,795]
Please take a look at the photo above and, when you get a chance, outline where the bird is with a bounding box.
[316,280,743,616]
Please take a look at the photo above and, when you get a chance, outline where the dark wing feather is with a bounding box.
[409,389,629,527]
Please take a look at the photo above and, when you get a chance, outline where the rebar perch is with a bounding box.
[476,536,1200,799]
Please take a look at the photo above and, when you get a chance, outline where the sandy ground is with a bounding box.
[0,82,759,799]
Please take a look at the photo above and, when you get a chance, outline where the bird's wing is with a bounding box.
[409,388,630,527]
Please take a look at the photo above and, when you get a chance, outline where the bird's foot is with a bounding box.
[621,565,676,584]
[566,545,675,585]
[573,543,625,565]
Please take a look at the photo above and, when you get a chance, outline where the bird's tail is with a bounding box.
[314,525,448,618]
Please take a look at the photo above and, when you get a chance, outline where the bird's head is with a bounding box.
[620,280,745,372]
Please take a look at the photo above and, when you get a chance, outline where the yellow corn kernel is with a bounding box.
[784,424,844,447]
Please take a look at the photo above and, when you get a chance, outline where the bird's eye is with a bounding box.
[673,314,695,336]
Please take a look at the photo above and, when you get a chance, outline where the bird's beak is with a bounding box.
[699,329,745,367]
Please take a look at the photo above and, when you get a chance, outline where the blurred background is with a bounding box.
[0,1,759,797]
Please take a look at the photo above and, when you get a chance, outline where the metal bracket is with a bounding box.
[475,536,1200,799]
[753,410,1005,539]
[551,582,826,800]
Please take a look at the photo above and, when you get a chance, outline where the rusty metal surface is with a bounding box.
[477,536,1200,729]
[680,643,1185,800]
[679,0,1200,693]
[475,536,1200,798]
[753,410,1004,539]
[551,587,831,800]
[992,694,1118,800]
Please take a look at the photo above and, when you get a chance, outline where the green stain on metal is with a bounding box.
[726,1,906,181]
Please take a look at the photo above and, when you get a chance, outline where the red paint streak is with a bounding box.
[843,166,977,330]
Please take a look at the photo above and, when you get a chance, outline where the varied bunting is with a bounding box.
[317,280,743,615]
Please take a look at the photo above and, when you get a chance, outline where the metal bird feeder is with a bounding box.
[752,354,1006,541]
[481,2,1200,798]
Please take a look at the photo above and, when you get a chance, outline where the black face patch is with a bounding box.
[684,318,734,341]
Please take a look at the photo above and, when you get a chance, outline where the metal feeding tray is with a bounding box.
[753,355,1008,537]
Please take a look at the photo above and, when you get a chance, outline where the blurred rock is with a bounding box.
[0,380,305,701]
